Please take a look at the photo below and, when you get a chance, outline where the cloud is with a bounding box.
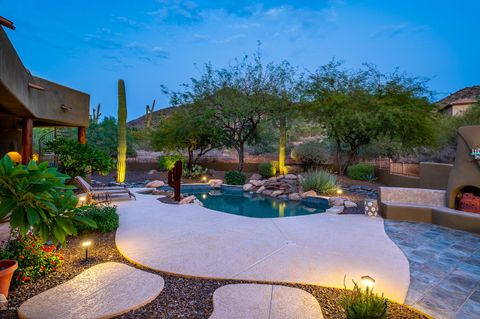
[147,0,200,23]
[116,16,144,28]
[213,33,246,44]
[372,24,430,38]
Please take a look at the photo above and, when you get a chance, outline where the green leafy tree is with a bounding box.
[150,105,221,168]
[305,61,437,174]
[167,53,276,171]
[87,116,136,157]
[0,155,96,244]
[264,61,303,174]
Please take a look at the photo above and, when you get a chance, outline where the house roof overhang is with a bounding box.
[0,23,90,128]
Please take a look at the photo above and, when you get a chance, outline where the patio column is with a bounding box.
[21,117,33,165]
[78,126,86,144]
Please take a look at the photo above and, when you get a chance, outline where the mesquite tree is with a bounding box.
[168,53,276,171]
[117,80,127,183]
[305,61,437,174]
[150,105,222,168]
[265,61,303,174]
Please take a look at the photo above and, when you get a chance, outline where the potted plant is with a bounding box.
[0,260,18,298]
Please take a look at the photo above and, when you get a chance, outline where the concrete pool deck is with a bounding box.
[115,193,410,303]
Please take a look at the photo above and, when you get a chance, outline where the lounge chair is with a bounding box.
[74,176,136,202]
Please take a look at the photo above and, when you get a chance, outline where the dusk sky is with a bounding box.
[2,0,479,120]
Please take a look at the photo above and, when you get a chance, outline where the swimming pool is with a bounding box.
[184,189,328,218]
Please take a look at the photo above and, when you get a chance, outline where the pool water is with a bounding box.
[185,190,327,218]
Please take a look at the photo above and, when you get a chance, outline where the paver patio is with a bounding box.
[385,220,480,319]
[115,192,410,302]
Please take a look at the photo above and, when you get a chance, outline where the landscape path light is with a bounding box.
[82,241,92,261]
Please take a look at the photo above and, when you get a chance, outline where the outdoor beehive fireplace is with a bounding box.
[447,125,480,213]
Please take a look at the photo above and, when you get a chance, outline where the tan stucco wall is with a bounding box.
[451,104,474,116]
[0,27,89,127]
[376,162,453,190]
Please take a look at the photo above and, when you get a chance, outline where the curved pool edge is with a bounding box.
[115,192,411,303]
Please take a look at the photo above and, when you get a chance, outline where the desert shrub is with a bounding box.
[47,138,115,177]
[183,164,207,179]
[347,164,375,181]
[340,281,388,319]
[75,205,119,234]
[300,170,340,195]
[258,162,277,178]
[0,232,64,286]
[291,141,327,168]
[225,170,246,185]
[157,154,185,171]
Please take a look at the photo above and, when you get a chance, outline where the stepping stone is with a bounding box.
[18,262,164,319]
[210,284,324,319]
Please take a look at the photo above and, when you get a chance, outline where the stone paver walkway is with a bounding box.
[116,193,409,302]
[210,284,323,319]
[385,221,480,319]
[18,262,164,319]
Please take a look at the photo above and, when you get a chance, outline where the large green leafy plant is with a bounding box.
[0,155,96,244]
[47,138,115,177]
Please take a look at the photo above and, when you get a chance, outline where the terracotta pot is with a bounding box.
[0,260,18,298]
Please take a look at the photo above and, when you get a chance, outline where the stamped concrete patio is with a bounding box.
[115,193,410,303]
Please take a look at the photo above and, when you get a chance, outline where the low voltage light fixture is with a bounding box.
[82,241,92,261]
[336,189,343,195]
[202,176,208,182]
[361,275,376,288]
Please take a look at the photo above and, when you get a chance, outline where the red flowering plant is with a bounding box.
[0,231,64,286]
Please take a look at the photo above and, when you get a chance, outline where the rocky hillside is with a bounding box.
[127,106,176,129]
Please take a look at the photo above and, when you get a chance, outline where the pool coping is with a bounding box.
[159,183,330,209]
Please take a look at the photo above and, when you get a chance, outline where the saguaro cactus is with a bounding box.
[117,80,127,183]
[90,103,102,124]
[145,99,156,129]
[278,116,287,175]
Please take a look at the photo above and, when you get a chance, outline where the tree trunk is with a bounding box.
[187,148,194,169]
[237,144,245,172]
[278,116,287,175]
[335,140,343,175]
[341,145,360,175]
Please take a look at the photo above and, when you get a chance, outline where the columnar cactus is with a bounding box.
[278,116,287,175]
[145,99,156,129]
[117,80,127,183]
[90,103,101,124]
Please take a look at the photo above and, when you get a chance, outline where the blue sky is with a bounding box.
[2,0,479,120]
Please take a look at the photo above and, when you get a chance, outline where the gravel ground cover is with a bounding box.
[1,231,428,319]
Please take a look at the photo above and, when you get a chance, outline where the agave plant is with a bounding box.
[0,155,96,244]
